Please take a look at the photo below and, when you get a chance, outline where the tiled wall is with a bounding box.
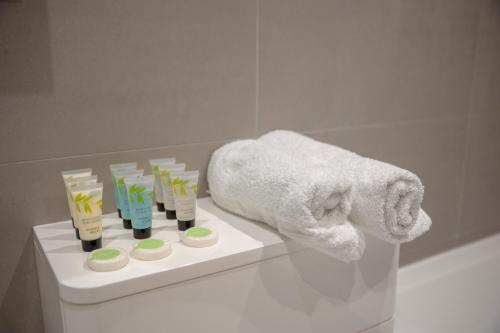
[0,0,499,331]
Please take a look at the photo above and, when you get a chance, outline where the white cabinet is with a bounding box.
[34,198,397,333]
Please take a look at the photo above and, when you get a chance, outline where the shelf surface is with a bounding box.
[33,198,300,305]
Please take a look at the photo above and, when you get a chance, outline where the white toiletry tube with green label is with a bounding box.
[159,163,186,220]
[149,158,175,212]
[109,162,138,218]
[170,170,199,231]
[61,168,92,238]
[65,175,98,239]
[71,183,103,252]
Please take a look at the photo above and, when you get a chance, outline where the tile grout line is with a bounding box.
[255,0,260,137]
[0,138,231,167]
[454,0,484,238]
[301,113,467,136]
[2,113,470,168]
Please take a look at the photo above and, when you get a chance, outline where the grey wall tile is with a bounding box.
[0,141,225,317]
[304,117,467,265]
[0,0,52,94]
[0,0,256,163]
[0,240,44,333]
[258,0,480,133]
[460,112,500,236]
[470,0,500,114]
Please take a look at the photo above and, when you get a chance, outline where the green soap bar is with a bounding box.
[136,239,165,250]
[90,248,121,261]
[186,227,211,238]
[87,247,129,272]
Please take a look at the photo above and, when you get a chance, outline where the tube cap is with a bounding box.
[166,210,176,220]
[133,227,152,239]
[178,219,195,231]
[81,237,102,252]
[122,219,132,229]
[181,227,218,248]
[156,202,165,212]
[132,239,172,261]
[87,247,129,272]
[117,208,122,218]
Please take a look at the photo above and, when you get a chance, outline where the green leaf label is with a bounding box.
[128,184,146,203]
[160,170,170,185]
[73,191,100,214]
[117,177,125,193]
[172,178,189,196]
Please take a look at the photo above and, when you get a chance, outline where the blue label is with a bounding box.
[129,189,153,230]
[118,182,132,219]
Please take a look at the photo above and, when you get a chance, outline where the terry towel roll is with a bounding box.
[259,130,431,243]
[208,140,365,262]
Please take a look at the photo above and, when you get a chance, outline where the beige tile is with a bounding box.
[0,0,256,163]
[460,112,500,235]
[258,0,480,133]
[470,0,500,114]
[0,141,225,309]
[305,117,467,261]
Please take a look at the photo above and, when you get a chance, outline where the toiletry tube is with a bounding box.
[171,171,199,231]
[125,175,154,239]
[159,163,186,220]
[61,168,92,234]
[71,183,104,252]
[149,158,175,212]
[112,169,144,229]
[109,163,138,218]
[64,175,98,239]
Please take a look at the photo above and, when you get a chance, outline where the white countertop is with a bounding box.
[33,198,303,305]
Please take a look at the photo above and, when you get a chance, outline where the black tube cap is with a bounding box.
[75,228,80,240]
[81,237,102,252]
[122,219,132,229]
[166,210,176,220]
[156,202,165,212]
[117,209,122,218]
[177,219,195,231]
[133,227,151,239]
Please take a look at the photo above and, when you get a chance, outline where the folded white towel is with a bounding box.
[207,140,365,262]
[259,130,431,243]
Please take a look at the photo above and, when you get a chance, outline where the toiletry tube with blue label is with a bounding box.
[159,163,186,220]
[171,171,199,231]
[71,183,104,252]
[149,158,175,212]
[113,169,144,229]
[109,162,138,218]
[125,175,154,239]
[64,175,98,240]
[61,168,92,238]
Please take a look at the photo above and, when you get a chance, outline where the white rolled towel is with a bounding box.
[259,130,431,243]
[207,140,365,262]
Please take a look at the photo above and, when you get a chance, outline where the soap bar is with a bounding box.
[132,238,172,261]
[181,227,218,248]
[87,247,129,272]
